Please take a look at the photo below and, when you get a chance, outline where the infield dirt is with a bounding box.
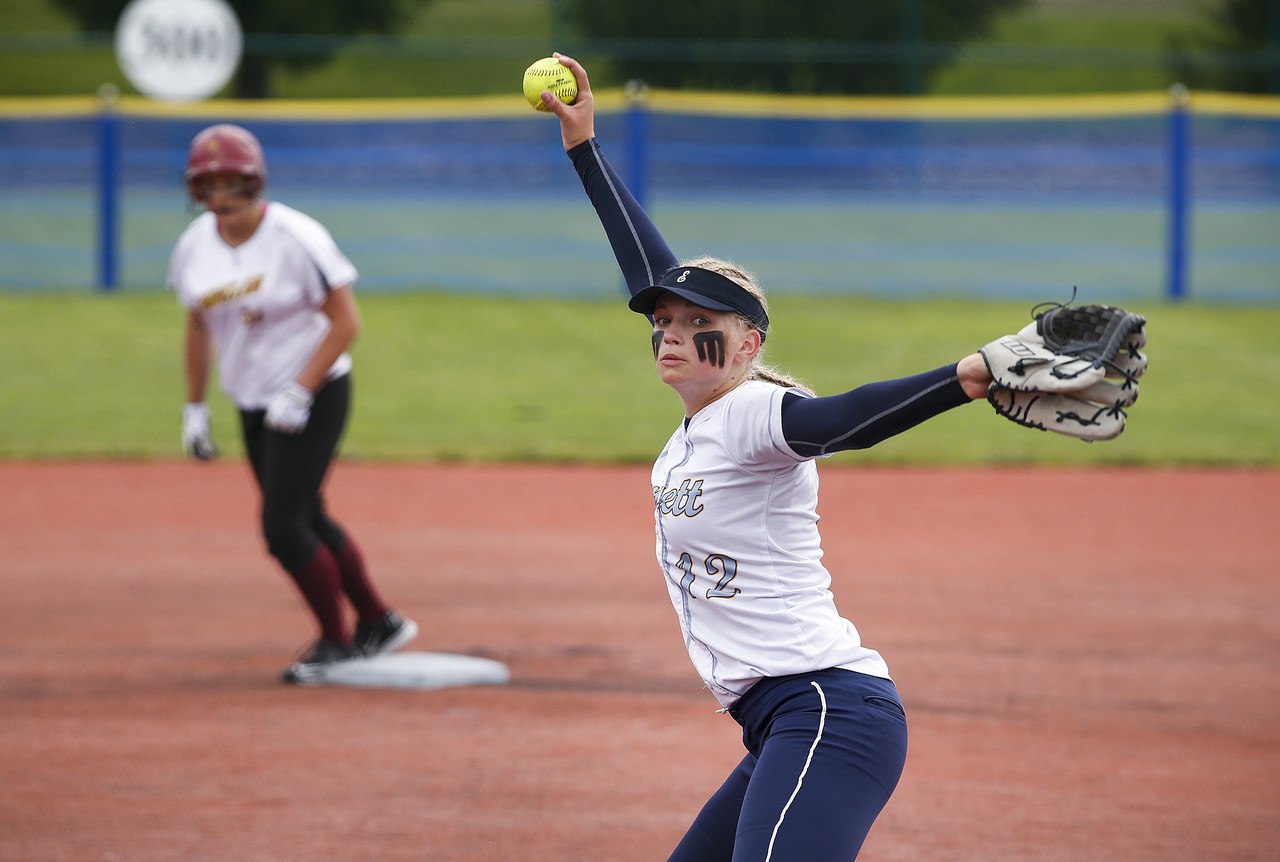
[2,462,1276,861]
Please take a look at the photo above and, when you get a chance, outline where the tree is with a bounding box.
[561,0,1031,95]
[52,0,436,98]
[1172,0,1280,93]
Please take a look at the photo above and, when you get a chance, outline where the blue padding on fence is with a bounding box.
[0,101,1277,301]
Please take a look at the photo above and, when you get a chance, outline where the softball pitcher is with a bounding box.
[168,124,417,685]
[542,56,997,861]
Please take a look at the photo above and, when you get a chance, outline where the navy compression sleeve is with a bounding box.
[569,138,677,298]
[782,364,972,457]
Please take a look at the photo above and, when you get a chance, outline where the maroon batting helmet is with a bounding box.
[185,123,267,202]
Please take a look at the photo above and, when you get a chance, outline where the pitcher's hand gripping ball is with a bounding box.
[523,57,577,111]
[980,301,1148,441]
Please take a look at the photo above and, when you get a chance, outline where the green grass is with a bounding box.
[1,291,1275,466]
[931,0,1224,95]
[0,0,117,97]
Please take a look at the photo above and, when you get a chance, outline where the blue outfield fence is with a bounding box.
[0,89,1277,303]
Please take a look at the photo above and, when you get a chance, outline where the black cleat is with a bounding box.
[354,611,418,657]
[281,637,362,685]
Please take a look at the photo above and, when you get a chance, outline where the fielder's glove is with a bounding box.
[265,382,314,434]
[181,402,219,461]
[980,301,1148,441]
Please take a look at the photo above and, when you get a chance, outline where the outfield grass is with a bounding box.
[1,291,1275,466]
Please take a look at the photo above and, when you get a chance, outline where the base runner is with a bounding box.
[168,123,417,685]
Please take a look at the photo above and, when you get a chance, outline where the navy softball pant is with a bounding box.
[667,669,908,862]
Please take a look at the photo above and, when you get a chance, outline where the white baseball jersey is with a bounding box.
[167,202,357,409]
[651,380,891,708]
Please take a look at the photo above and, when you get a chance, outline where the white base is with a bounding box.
[319,651,511,691]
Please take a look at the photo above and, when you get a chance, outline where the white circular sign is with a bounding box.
[115,0,243,102]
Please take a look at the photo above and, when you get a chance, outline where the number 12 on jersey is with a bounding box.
[676,552,741,599]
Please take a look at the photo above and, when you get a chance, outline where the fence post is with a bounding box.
[97,84,120,291]
[624,79,649,208]
[1166,83,1190,302]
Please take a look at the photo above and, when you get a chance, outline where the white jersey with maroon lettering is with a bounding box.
[167,201,357,409]
[650,379,891,708]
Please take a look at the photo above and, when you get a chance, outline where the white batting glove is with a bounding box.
[181,402,218,461]
[265,382,313,434]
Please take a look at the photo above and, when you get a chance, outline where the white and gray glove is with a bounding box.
[984,388,1129,441]
[979,302,1147,442]
[265,382,313,434]
[181,402,218,461]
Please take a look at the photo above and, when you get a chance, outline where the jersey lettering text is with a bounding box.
[200,275,263,310]
[654,478,705,517]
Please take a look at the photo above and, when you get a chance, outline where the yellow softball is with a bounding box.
[523,57,577,112]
